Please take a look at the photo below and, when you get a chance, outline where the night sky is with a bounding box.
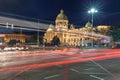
[0,0,120,26]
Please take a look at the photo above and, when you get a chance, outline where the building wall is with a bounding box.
[44,30,89,46]
[3,34,26,43]
[44,10,110,47]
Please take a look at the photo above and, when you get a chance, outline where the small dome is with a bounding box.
[49,24,54,28]
[85,21,92,27]
[70,24,75,29]
[56,10,68,20]
[47,28,53,31]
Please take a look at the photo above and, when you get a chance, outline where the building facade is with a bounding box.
[0,34,26,44]
[44,10,111,46]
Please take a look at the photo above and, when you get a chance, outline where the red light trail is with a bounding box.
[0,51,120,72]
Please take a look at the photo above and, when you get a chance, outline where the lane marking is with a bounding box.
[90,75,104,80]
[44,74,60,79]
[91,60,117,79]
[70,68,80,73]
[85,68,94,70]
[70,68,105,74]
[39,73,46,76]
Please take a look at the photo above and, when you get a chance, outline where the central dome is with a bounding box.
[85,21,92,27]
[56,10,68,20]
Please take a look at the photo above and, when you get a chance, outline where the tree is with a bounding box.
[110,25,120,41]
[51,35,60,46]
[8,40,17,46]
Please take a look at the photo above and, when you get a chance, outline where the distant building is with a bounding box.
[0,34,26,45]
[44,10,111,46]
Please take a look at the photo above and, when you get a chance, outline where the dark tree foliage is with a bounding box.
[8,40,17,46]
[51,35,60,46]
[110,25,120,41]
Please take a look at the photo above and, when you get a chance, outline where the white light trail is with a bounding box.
[0,16,49,30]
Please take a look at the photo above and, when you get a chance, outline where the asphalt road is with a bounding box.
[0,48,120,80]
[1,58,120,80]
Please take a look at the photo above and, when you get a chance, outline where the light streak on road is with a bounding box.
[0,52,120,72]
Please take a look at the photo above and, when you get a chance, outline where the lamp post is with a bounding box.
[88,8,98,27]
[88,8,98,47]
[37,20,40,46]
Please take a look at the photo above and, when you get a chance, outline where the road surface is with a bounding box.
[0,48,120,80]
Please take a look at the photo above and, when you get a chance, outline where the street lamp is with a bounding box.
[88,8,98,27]
[37,20,40,47]
[88,8,98,47]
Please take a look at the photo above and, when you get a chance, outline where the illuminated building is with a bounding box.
[0,34,26,44]
[97,25,111,35]
[44,10,111,46]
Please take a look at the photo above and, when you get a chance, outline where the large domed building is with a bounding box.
[55,9,69,31]
[56,10,68,20]
[44,10,111,46]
